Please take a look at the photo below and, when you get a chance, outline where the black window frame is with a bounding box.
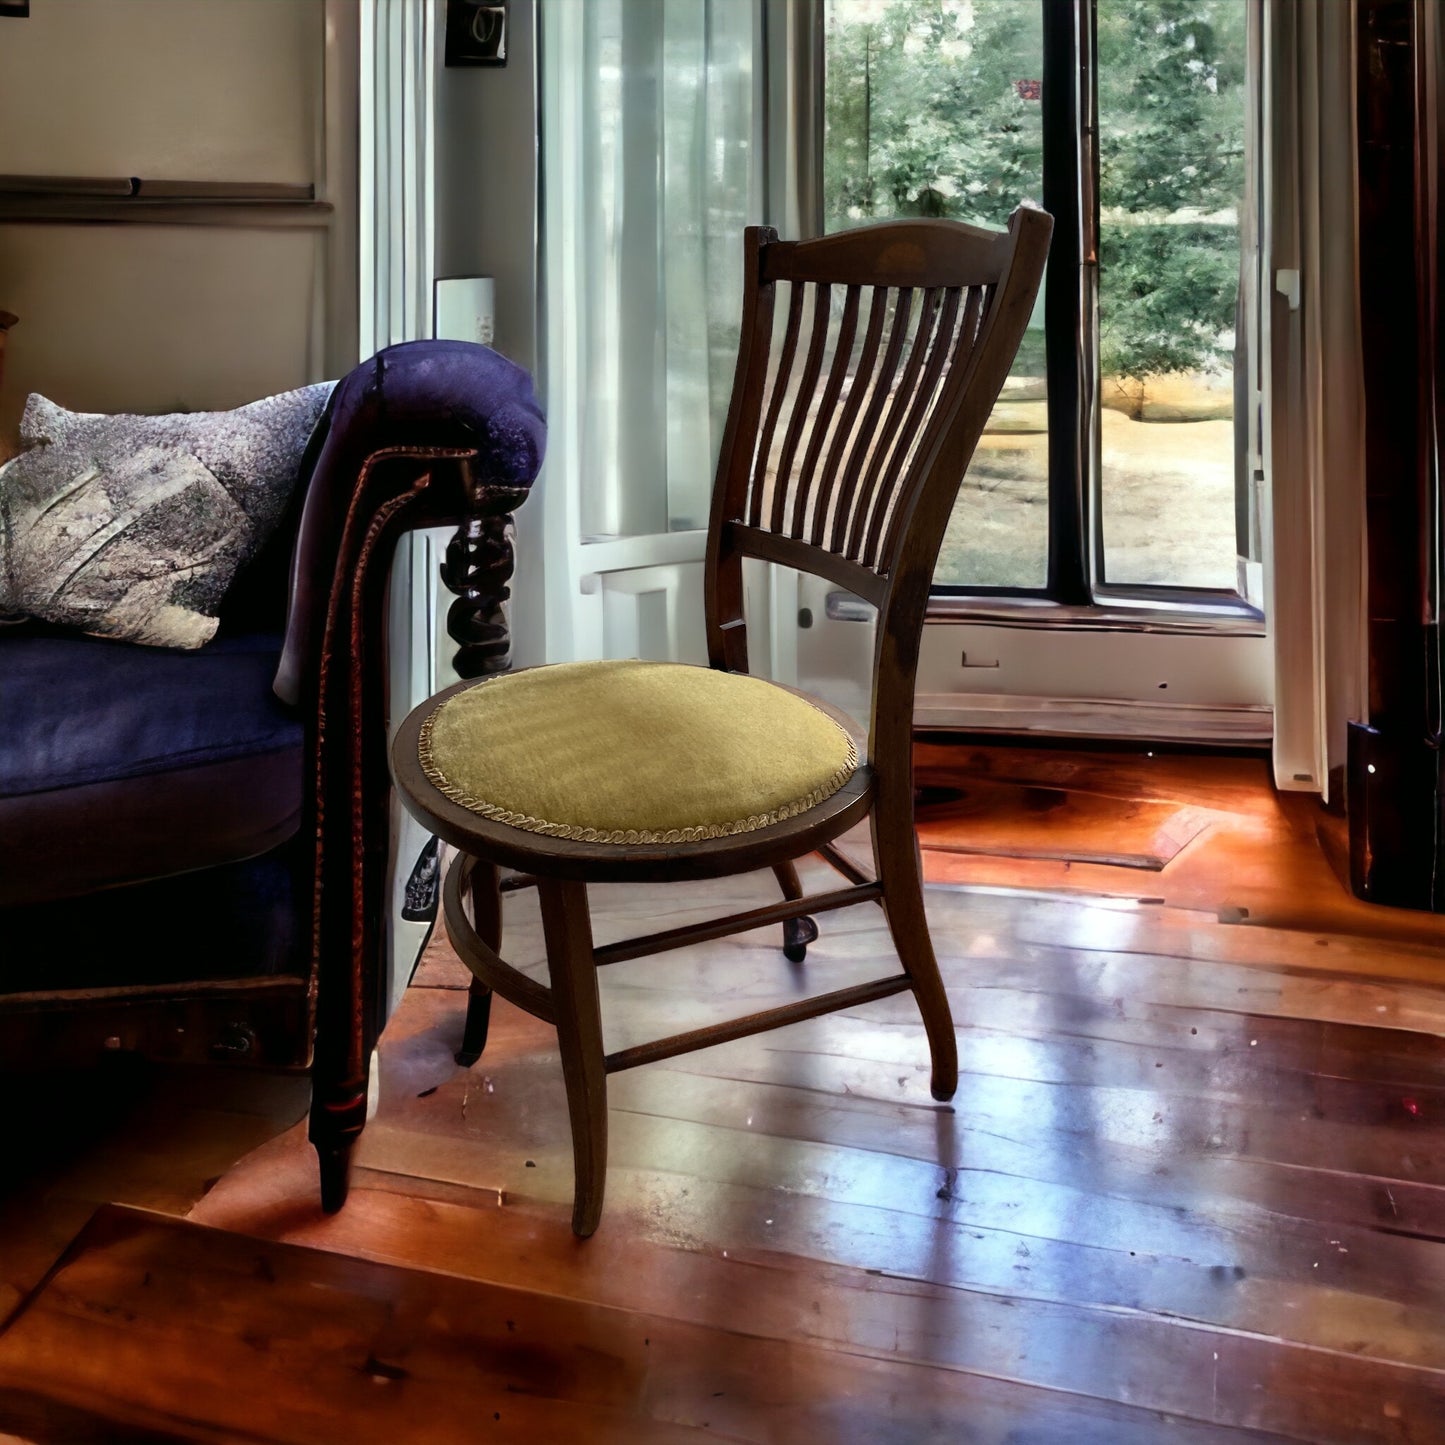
[883,0,1267,623]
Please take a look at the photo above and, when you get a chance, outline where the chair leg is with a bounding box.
[538,877,609,1237]
[872,803,958,1102]
[772,861,819,963]
[455,977,494,1067]
[455,859,500,1067]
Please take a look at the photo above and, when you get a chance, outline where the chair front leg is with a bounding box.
[455,858,500,1067]
[871,798,958,1102]
[538,876,609,1237]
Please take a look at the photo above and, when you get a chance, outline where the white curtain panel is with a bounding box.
[358,0,440,1019]
[1265,0,1367,800]
[540,0,759,547]
[360,0,436,356]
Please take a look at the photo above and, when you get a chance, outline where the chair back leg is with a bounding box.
[771,860,820,963]
[538,877,610,1237]
[455,976,494,1067]
[871,802,959,1101]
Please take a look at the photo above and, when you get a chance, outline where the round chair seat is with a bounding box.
[417,659,858,846]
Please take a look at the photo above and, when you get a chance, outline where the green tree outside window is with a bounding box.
[823,0,1247,403]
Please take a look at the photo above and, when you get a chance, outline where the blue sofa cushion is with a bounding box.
[0,631,302,905]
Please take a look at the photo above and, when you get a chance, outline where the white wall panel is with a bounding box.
[597,563,707,665]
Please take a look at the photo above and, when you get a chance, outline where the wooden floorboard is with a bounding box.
[0,1204,1303,1445]
[0,1063,309,1335]
[914,743,1444,950]
[912,776,1217,869]
[3,744,1442,1442]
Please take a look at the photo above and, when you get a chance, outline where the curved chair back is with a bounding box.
[703,205,1053,768]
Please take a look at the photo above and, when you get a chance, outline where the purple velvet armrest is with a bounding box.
[274,339,545,707]
[274,339,544,1207]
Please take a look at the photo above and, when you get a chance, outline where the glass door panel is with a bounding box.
[1095,0,1250,590]
[822,0,1049,589]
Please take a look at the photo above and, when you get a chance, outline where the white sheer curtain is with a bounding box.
[359,0,435,355]
[358,0,439,1021]
[540,0,761,547]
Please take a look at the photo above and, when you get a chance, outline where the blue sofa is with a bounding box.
[0,339,546,1208]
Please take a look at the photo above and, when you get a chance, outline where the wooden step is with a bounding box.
[0,1204,1300,1445]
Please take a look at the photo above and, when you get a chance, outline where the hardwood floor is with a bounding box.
[1,745,1442,1442]
[914,741,1443,948]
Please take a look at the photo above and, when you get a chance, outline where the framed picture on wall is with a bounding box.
[0,1,31,17]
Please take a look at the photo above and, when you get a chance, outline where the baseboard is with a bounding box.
[914,692,1274,745]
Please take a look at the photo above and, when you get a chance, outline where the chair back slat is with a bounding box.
[789,283,861,542]
[826,286,915,554]
[809,285,887,549]
[747,281,807,529]
[847,285,951,565]
[876,281,991,566]
[769,282,834,534]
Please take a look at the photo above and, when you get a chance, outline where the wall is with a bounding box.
[433,0,538,373]
[0,0,355,440]
[432,0,545,665]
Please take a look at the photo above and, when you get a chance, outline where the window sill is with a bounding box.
[926,594,1266,637]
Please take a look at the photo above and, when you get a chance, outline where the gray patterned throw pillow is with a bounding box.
[0,383,334,648]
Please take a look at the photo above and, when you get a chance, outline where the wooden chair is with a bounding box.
[391,205,1053,1235]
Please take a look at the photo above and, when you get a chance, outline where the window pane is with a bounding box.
[823,0,1048,588]
[1096,0,1248,589]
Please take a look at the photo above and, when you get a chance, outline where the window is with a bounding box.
[822,0,1259,611]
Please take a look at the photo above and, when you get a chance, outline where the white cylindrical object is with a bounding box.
[434,276,495,346]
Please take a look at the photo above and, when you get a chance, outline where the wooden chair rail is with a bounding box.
[602,975,914,1075]
[761,218,1013,287]
[722,523,889,607]
[816,841,876,887]
[450,851,884,997]
[591,882,885,968]
[443,858,556,1025]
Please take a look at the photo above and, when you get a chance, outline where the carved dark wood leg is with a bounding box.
[772,861,819,964]
[309,1052,371,1214]
[455,859,501,1067]
[440,508,517,680]
[439,484,528,1065]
